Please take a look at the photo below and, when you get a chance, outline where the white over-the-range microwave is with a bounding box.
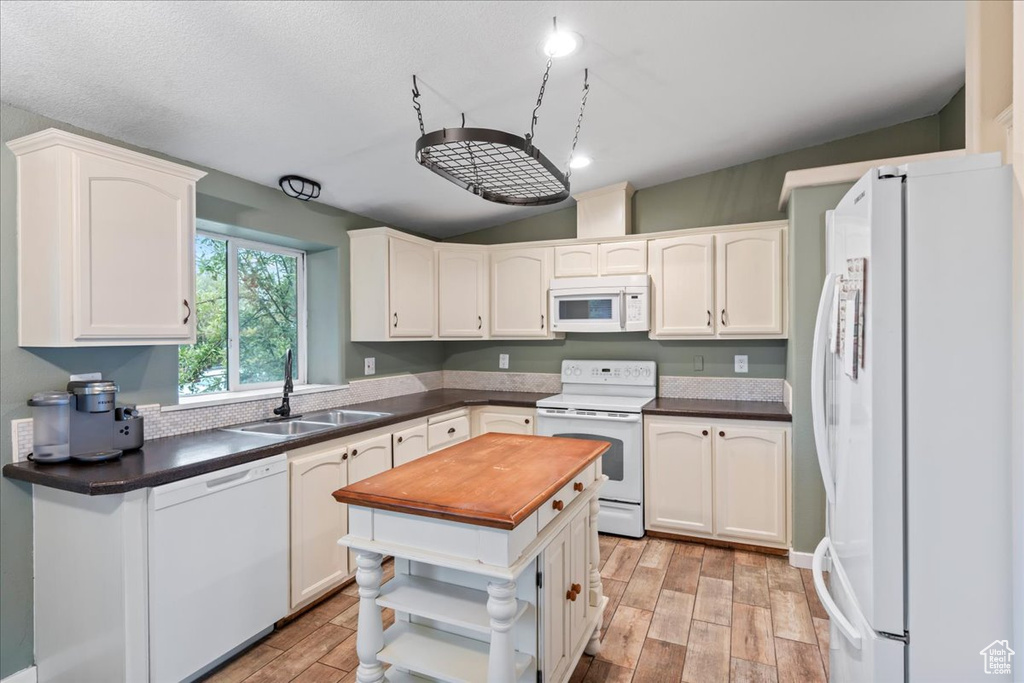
[549,275,650,333]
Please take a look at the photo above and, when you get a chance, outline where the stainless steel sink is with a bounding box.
[222,419,336,438]
[303,409,391,426]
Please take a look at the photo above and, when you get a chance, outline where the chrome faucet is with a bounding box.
[272,349,295,419]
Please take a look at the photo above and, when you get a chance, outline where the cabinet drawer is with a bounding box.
[427,415,470,452]
[538,462,596,531]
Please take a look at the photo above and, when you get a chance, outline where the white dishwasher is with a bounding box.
[148,454,288,683]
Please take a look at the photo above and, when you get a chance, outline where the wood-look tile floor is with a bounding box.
[202,536,829,683]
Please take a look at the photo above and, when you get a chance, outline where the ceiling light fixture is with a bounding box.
[410,17,591,207]
[278,175,321,201]
[543,18,580,58]
[569,155,591,169]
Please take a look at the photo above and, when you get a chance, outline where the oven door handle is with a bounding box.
[537,410,642,424]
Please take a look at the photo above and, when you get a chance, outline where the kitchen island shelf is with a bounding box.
[378,574,530,634]
[379,621,534,683]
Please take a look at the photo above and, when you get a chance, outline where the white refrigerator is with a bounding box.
[810,154,1015,682]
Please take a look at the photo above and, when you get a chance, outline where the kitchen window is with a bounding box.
[178,232,306,396]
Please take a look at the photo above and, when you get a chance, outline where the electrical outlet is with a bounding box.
[499,353,509,370]
[693,355,704,372]
[364,357,376,376]
[734,355,749,373]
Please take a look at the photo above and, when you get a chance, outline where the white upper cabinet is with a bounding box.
[388,237,436,338]
[490,247,553,338]
[437,247,487,338]
[598,240,647,275]
[715,227,785,335]
[553,244,599,277]
[8,129,206,347]
[350,229,437,341]
[649,234,716,337]
[713,426,787,544]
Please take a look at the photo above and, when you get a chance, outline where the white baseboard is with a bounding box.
[789,550,830,571]
[1,666,37,683]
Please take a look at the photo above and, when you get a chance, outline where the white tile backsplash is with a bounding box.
[441,370,562,393]
[658,375,785,402]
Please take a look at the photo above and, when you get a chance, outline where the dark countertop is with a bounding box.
[643,397,792,422]
[2,389,549,495]
[3,389,789,495]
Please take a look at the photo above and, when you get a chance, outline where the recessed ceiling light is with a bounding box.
[569,155,592,169]
[544,30,580,58]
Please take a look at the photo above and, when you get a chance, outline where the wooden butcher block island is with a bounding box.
[333,433,610,683]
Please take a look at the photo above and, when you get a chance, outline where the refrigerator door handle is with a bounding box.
[813,537,862,649]
[811,273,837,506]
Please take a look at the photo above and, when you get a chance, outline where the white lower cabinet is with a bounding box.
[541,504,592,683]
[472,406,536,436]
[348,433,393,484]
[289,443,349,610]
[645,416,790,548]
[714,426,788,544]
[393,423,429,467]
[427,411,471,452]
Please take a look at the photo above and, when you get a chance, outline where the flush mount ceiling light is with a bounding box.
[569,155,592,169]
[543,18,581,58]
[278,175,321,201]
[411,17,590,207]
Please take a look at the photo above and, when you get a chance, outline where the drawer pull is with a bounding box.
[719,431,725,437]
[572,583,582,594]
[447,427,456,435]
[573,482,584,492]
[702,430,709,436]
[525,418,530,424]
[552,499,564,511]
[566,589,577,602]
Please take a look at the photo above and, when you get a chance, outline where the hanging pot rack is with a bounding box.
[411,23,590,207]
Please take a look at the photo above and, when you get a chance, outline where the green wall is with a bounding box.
[786,183,854,553]
[0,103,442,678]
[939,86,967,151]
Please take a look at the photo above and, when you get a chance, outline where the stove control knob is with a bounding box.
[644,368,652,377]
[624,367,633,377]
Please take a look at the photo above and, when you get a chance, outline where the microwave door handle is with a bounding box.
[619,289,626,330]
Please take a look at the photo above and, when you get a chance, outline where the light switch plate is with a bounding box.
[693,355,704,372]
[364,357,376,376]
[734,355,748,373]
[499,353,509,370]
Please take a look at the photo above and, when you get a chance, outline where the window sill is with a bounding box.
[167,384,348,412]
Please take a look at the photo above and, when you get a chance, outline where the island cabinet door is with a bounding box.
[568,508,590,648]
[289,446,348,609]
[645,419,714,534]
[392,423,428,467]
[348,433,393,484]
[541,524,572,683]
[713,426,787,544]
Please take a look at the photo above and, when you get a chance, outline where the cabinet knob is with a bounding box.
[342,453,348,460]
[566,589,577,602]
[572,583,582,594]
[718,431,725,438]
[448,427,456,435]
[525,418,530,425]
[702,430,709,436]
[351,448,358,456]
[552,499,564,511]
[573,482,584,492]
[396,436,403,444]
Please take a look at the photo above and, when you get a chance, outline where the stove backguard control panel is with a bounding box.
[560,360,657,386]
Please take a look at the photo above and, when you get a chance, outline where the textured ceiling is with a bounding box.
[0,1,965,237]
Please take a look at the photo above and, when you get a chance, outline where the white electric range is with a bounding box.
[536,360,655,538]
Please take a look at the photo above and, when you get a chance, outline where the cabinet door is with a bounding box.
[568,508,590,649]
[348,433,393,484]
[645,420,714,534]
[714,427,787,544]
[388,237,436,338]
[392,424,428,467]
[290,447,348,608]
[541,524,572,683]
[490,248,551,337]
[73,151,195,341]
[648,235,715,336]
[475,409,535,436]
[598,240,647,275]
[437,248,487,337]
[553,244,598,277]
[715,228,784,335]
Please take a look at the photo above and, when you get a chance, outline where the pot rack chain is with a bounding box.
[565,68,590,181]
[527,57,554,143]
[412,75,425,136]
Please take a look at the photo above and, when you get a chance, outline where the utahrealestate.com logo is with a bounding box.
[979,640,1015,675]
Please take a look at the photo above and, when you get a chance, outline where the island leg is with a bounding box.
[486,580,518,683]
[355,551,386,683]
[585,496,604,656]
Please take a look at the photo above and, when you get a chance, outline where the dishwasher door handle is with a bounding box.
[206,470,251,490]
[151,454,287,510]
